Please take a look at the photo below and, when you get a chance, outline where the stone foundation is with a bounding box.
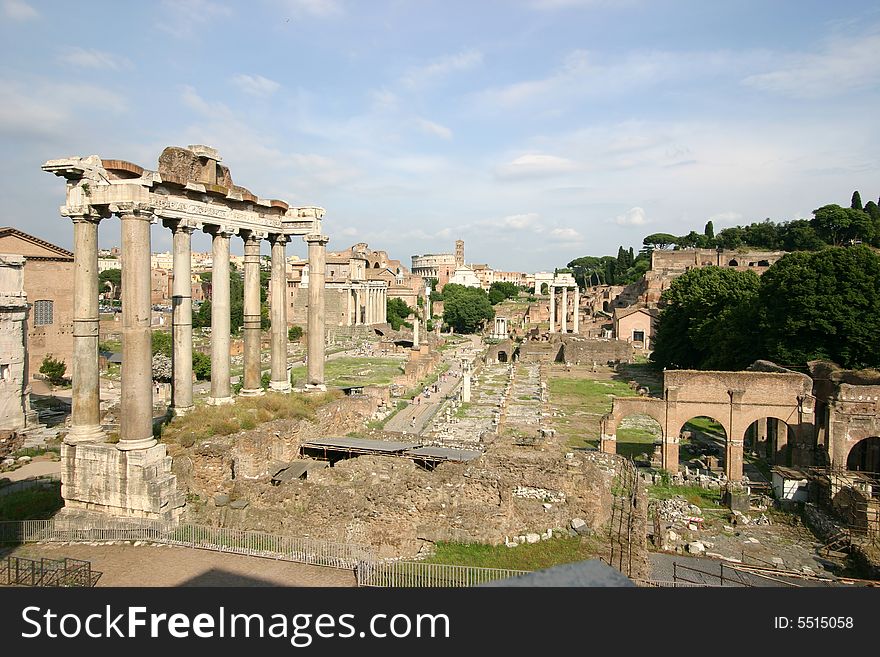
[61,442,185,521]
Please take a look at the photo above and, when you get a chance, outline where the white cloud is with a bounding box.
[742,27,880,98]
[3,0,38,20]
[231,74,281,97]
[401,49,483,88]
[0,80,126,137]
[614,207,648,226]
[549,227,582,241]
[500,213,541,229]
[339,226,358,237]
[497,153,579,179]
[279,0,343,18]
[157,0,232,37]
[708,211,743,226]
[59,47,131,71]
[415,118,452,140]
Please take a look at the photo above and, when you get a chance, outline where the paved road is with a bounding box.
[383,336,482,435]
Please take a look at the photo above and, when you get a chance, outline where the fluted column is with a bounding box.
[118,207,156,451]
[573,287,580,334]
[347,287,354,326]
[561,286,568,333]
[355,288,362,325]
[305,234,328,389]
[208,227,234,405]
[66,210,105,444]
[269,234,291,393]
[549,285,556,332]
[170,221,194,415]
[240,231,264,396]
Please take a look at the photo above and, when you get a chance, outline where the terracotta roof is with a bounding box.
[614,305,659,320]
[0,226,74,260]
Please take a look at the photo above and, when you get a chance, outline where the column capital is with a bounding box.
[63,205,109,223]
[204,223,238,238]
[241,229,268,243]
[269,232,289,245]
[111,202,155,220]
[163,218,199,234]
[305,233,329,246]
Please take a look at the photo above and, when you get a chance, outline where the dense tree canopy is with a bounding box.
[758,246,880,369]
[488,281,519,305]
[441,284,494,333]
[386,297,413,330]
[652,246,880,371]
[651,267,761,370]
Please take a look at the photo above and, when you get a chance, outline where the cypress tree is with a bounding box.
[851,191,863,210]
[704,220,715,240]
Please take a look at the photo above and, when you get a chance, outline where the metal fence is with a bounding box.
[0,518,375,570]
[1,556,97,587]
[356,560,529,587]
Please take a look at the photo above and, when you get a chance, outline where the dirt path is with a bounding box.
[3,543,357,587]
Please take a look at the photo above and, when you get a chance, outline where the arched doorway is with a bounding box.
[847,437,880,473]
[744,417,795,465]
[679,416,727,472]
[540,282,549,295]
[497,351,508,363]
[616,413,663,462]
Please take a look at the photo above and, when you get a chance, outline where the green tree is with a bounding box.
[851,190,863,211]
[704,220,715,240]
[288,325,303,341]
[386,297,413,330]
[98,268,121,300]
[442,285,494,333]
[642,233,678,250]
[151,330,173,357]
[39,356,67,386]
[192,351,211,380]
[650,267,761,370]
[811,204,874,246]
[489,281,519,302]
[758,246,880,369]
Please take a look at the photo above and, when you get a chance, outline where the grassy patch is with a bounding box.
[684,416,726,437]
[616,426,659,460]
[648,484,723,508]
[289,357,405,388]
[425,536,602,571]
[159,391,340,447]
[549,378,639,415]
[0,484,63,521]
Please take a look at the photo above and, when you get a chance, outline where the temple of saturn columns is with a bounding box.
[547,273,579,334]
[42,145,331,520]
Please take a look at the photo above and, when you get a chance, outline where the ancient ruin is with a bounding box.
[42,145,331,519]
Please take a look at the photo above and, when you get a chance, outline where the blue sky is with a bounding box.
[1,0,879,271]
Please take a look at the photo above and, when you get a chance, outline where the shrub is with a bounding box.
[39,356,67,386]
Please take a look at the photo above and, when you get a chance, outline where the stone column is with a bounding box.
[561,286,568,333]
[774,418,789,465]
[118,208,156,451]
[413,298,420,348]
[208,227,234,405]
[269,234,291,393]
[305,234,328,389]
[346,287,354,326]
[355,288,362,325]
[170,222,194,415]
[462,361,471,403]
[756,417,768,457]
[66,211,105,444]
[573,287,580,334]
[240,231,263,396]
[548,285,556,332]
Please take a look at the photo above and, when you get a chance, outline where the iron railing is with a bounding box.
[0,518,374,570]
[356,560,529,587]
[1,555,97,587]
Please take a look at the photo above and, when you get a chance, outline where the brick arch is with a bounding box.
[845,435,880,473]
[672,412,730,441]
[603,397,667,435]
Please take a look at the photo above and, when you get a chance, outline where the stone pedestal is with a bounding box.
[661,436,679,473]
[60,442,185,521]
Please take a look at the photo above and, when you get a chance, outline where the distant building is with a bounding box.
[0,227,74,379]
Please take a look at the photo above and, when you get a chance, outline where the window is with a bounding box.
[633,330,645,343]
[33,300,54,326]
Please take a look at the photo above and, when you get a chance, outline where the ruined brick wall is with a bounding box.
[559,337,634,364]
[288,287,351,327]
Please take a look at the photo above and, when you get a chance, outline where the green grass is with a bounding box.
[648,484,723,508]
[0,484,63,521]
[425,536,602,571]
[684,416,726,437]
[549,378,640,415]
[289,357,405,388]
[616,426,660,460]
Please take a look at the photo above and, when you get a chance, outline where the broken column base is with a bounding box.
[304,383,327,392]
[60,442,185,522]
